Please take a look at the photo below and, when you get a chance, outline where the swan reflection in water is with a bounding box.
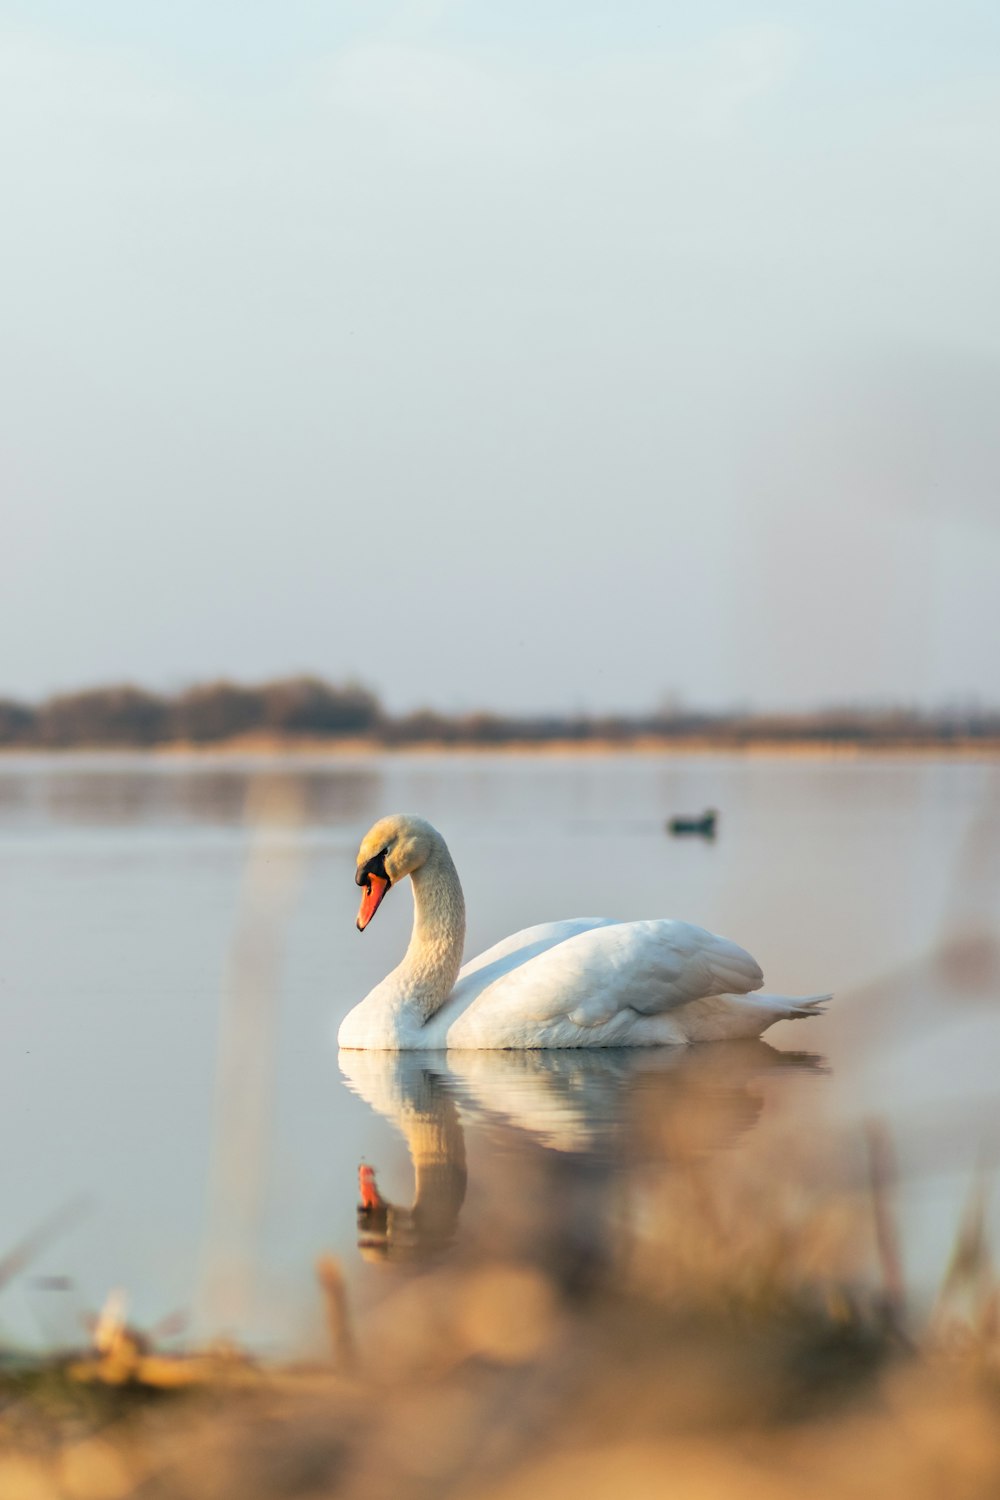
[339,1043,827,1271]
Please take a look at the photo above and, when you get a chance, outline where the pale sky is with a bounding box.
[2,1,999,713]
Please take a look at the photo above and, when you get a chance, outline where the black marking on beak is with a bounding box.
[355,846,391,890]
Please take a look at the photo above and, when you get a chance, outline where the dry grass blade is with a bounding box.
[864,1119,908,1333]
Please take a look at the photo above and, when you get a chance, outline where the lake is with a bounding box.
[1,751,998,1353]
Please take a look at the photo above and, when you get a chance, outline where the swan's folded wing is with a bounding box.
[452,918,621,1001]
[459,919,765,1032]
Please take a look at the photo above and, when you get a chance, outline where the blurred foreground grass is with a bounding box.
[2,1077,998,1500]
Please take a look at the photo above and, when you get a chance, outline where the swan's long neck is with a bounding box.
[395,840,466,1022]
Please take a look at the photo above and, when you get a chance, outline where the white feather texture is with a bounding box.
[338,815,830,1051]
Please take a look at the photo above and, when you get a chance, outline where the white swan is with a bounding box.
[337,814,831,1051]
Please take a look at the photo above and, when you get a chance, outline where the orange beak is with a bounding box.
[357,873,389,931]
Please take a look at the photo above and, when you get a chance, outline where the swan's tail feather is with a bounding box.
[675,991,833,1042]
[770,992,833,1019]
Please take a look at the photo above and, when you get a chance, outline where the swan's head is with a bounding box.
[354,813,440,931]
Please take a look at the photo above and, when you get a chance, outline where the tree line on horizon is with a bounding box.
[0,677,998,748]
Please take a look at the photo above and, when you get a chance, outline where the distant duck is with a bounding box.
[667,809,718,839]
[336,814,829,1050]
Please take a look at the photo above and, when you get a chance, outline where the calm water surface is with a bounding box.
[1,752,998,1350]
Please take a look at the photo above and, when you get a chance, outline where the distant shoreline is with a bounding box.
[6,678,999,760]
[2,734,999,760]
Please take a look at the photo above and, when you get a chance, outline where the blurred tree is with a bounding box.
[385,709,460,745]
[260,677,381,736]
[170,682,266,742]
[36,687,168,746]
[0,698,36,744]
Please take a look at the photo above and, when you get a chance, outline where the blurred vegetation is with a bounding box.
[0,678,382,748]
[1,1095,998,1500]
[1,679,1000,749]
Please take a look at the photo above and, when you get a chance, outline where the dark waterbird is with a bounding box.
[667,809,718,839]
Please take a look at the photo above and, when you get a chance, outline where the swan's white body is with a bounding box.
[338,815,830,1052]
